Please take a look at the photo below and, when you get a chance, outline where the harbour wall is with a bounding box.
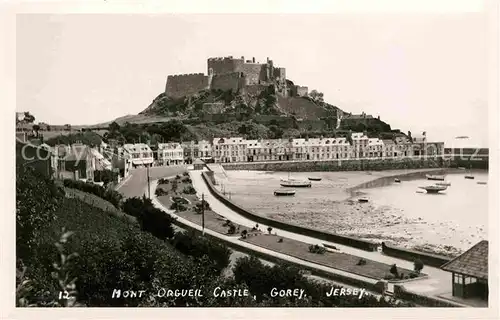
[221,157,444,172]
[201,171,379,251]
[381,242,452,268]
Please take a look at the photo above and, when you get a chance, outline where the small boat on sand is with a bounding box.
[308,177,322,181]
[465,175,475,180]
[280,179,312,188]
[436,181,451,187]
[418,185,447,193]
[274,189,296,196]
[394,178,401,183]
[358,198,369,203]
[477,181,487,185]
[426,174,445,181]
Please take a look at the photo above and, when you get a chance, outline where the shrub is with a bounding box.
[228,224,236,235]
[356,258,367,266]
[183,186,196,195]
[158,178,169,184]
[183,172,189,177]
[277,238,283,243]
[241,230,248,239]
[17,166,64,260]
[170,202,188,212]
[175,174,181,180]
[172,196,189,205]
[413,259,424,273]
[308,244,326,254]
[409,271,419,279]
[267,227,273,234]
[182,177,192,184]
[194,200,210,214]
[171,180,179,193]
[123,196,151,218]
[171,231,232,273]
[155,187,168,197]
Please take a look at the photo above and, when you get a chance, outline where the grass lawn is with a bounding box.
[156,174,260,237]
[242,234,424,281]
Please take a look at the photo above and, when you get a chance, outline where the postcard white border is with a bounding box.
[1,0,498,319]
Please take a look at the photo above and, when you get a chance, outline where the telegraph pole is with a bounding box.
[146,160,151,199]
[201,193,205,235]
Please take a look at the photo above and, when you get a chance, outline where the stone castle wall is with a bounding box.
[165,73,209,99]
[165,56,299,98]
[210,72,245,92]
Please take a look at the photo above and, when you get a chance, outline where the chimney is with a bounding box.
[252,57,255,63]
[241,56,244,60]
[267,57,269,62]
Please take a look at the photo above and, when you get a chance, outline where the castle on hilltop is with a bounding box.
[165,56,309,99]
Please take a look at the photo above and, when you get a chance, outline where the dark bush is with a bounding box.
[182,172,189,177]
[413,259,424,273]
[182,177,192,184]
[356,258,367,266]
[175,175,181,180]
[183,186,196,194]
[308,244,326,254]
[390,264,399,277]
[171,231,231,273]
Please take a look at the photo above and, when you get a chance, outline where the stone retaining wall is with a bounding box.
[221,157,443,172]
[381,242,452,268]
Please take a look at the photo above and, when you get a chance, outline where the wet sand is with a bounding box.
[214,168,486,257]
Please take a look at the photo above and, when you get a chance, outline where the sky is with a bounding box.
[16,13,489,147]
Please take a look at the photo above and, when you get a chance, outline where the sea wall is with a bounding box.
[393,285,463,307]
[381,242,452,268]
[201,171,379,251]
[221,157,443,172]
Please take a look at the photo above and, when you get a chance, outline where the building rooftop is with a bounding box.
[441,240,488,279]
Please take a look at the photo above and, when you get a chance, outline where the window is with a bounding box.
[454,274,464,284]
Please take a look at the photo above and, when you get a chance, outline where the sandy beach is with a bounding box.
[213,168,487,257]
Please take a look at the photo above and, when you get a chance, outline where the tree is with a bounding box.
[309,90,324,104]
[267,227,273,234]
[390,264,399,278]
[413,259,424,273]
[108,121,120,132]
[32,124,40,136]
[23,112,35,123]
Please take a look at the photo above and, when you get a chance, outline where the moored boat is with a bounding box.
[280,179,312,188]
[274,189,296,196]
[477,181,487,185]
[418,185,447,193]
[358,198,369,203]
[308,177,322,181]
[426,174,445,181]
[394,178,401,183]
[465,175,475,180]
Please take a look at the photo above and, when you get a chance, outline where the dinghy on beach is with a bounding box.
[274,189,296,196]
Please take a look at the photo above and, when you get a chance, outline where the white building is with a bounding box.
[213,137,247,163]
[123,143,154,167]
[351,132,369,158]
[157,143,184,165]
[367,138,384,158]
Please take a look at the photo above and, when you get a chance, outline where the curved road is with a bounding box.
[117,165,453,300]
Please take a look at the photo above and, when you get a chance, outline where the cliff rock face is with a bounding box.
[140,88,341,121]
